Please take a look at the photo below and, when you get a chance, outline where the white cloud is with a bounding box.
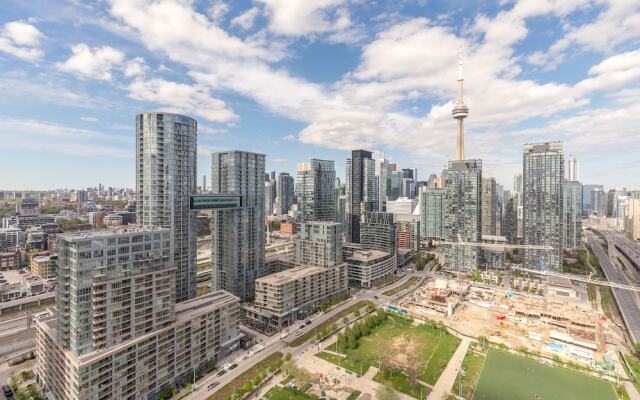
[231,7,260,30]
[57,43,125,80]
[575,50,640,92]
[0,117,131,158]
[209,0,230,24]
[527,0,640,68]
[127,78,238,123]
[258,0,352,36]
[80,116,99,122]
[0,21,43,61]
[124,56,148,77]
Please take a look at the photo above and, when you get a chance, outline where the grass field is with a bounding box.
[263,387,310,400]
[472,349,617,400]
[382,277,419,296]
[458,349,486,399]
[318,314,460,396]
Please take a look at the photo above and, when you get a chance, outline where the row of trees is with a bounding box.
[8,370,43,400]
[415,253,435,271]
[223,354,286,400]
[334,310,387,353]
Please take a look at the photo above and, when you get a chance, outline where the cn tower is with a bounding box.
[452,47,469,160]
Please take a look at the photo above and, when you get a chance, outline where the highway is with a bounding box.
[589,236,640,344]
[185,268,427,400]
[605,231,640,278]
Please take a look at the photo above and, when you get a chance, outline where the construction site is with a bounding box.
[393,274,624,371]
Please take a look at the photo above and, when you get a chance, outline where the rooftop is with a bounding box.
[347,249,390,262]
[257,265,329,285]
[58,225,168,240]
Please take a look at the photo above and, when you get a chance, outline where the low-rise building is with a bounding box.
[30,255,57,279]
[0,249,22,270]
[243,264,347,330]
[345,249,397,287]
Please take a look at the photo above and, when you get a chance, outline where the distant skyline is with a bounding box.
[1,0,640,191]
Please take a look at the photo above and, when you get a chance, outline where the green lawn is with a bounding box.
[374,370,429,399]
[207,352,283,400]
[317,314,460,397]
[458,350,486,399]
[264,386,310,400]
[473,349,617,400]
[382,277,419,296]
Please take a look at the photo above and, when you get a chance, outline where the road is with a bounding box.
[0,315,30,338]
[589,236,640,344]
[604,231,640,279]
[186,269,428,400]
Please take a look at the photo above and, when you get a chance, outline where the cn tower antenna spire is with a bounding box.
[452,46,469,160]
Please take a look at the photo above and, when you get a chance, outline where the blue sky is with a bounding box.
[0,0,639,191]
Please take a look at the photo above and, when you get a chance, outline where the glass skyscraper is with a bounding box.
[211,151,265,301]
[443,159,482,271]
[296,159,336,222]
[523,142,564,271]
[136,112,197,302]
[346,150,376,243]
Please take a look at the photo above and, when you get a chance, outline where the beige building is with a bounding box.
[626,198,640,240]
[36,228,241,400]
[243,264,348,330]
[30,255,56,279]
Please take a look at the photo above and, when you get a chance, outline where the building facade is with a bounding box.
[345,250,396,288]
[275,172,294,216]
[481,177,497,236]
[443,160,482,271]
[136,112,197,303]
[294,222,342,268]
[523,142,564,271]
[37,227,241,400]
[563,181,583,249]
[245,264,348,329]
[346,150,376,243]
[420,188,445,239]
[296,159,336,222]
[211,151,265,301]
[360,212,396,255]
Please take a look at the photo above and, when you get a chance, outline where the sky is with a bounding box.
[0,0,639,191]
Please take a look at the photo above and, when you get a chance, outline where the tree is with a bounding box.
[343,316,350,326]
[354,309,360,318]
[376,385,400,400]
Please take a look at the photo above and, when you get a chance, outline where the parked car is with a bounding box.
[296,330,302,336]
[217,369,227,377]
[207,381,220,391]
[229,363,238,370]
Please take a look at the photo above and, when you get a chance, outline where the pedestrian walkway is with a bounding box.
[427,337,470,400]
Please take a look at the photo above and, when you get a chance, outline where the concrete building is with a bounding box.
[345,249,396,288]
[386,197,418,216]
[346,150,376,243]
[443,159,482,271]
[420,188,445,240]
[294,222,342,268]
[211,151,265,301]
[582,184,603,217]
[275,172,294,215]
[0,249,21,270]
[264,180,275,216]
[0,227,25,251]
[296,159,336,222]
[37,227,241,400]
[373,152,390,212]
[2,215,56,231]
[523,142,564,271]
[360,211,396,255]
[626,198,640,240]
[17,198,39,216]
[591,187,606,217]
[513,173,524,239]
[136,112,197,303]
[564,181,583,249]
[30,255,57,279]
[245,264,347,330]
[481,177,497,236]
[395,216,420,252]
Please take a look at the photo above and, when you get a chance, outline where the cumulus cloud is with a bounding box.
[0,21,43,61]
[57,43,125,80]
[127,78,238,123]
[124,56,148,77]
[258,0,353,37]
[231,7,260,30]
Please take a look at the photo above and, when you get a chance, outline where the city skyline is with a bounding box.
[1,1,640,190]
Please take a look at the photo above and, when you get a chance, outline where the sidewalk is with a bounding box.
[427,338,470,400]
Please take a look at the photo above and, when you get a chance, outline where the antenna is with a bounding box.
[458,46,463,81]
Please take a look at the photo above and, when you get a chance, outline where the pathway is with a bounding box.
[427,337,470,400]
